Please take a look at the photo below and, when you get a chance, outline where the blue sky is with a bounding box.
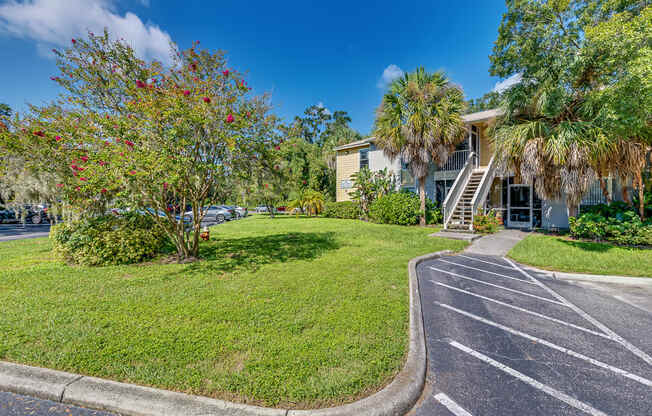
[0,0,511,135]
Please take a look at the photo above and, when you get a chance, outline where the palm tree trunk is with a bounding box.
[598,177,612,204]
[419,178,426,226]
[622,186,631,206]
[567,203,578,219]
[636,172,645,220]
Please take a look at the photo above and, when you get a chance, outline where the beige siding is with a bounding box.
[336,146,366,201]
[479,125,494,167]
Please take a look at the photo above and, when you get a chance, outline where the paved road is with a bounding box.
[0,392,115,416]
[0,224,52,241]
[409,253,652,416]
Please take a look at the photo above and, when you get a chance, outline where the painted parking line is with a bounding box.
[429,266,567,307]
[429,280,610,339]
[433,393,474,416]
[456,254,517,270]
[437,258,536,285]
[436,302,652,387]
[505,257,652,367]
[448,340,609,416]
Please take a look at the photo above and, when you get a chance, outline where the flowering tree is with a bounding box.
[0,31,273,260]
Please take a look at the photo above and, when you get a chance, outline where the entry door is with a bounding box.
[508,185,531,228]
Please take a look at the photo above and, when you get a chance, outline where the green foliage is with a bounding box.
[466,91,501,114]
[426,198,443,225]
[374,67,467,225]
[350,167,397,218]
[0,103,11,118]
[370,192,420,226]
[569,205,652,246]
[489,1,652,217]
[473,209,500,234]
[50,212,169,265]
[323,201,361,219]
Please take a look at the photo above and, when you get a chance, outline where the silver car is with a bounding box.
[224,205,247,219]
[185,206,232,224]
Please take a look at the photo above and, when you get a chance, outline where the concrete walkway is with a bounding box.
[464,229,529,256]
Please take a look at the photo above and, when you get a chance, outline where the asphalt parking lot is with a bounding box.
[410,253,652,416]
[0,223,51,241]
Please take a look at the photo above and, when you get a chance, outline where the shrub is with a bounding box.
[370,192,420,225]
[51,212,169,266]
[569,207,652,246]
[426,199,443,225]
[323,201,361,219]
[473,209,500,234]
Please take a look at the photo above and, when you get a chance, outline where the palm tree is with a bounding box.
[303,190,325,216]
[373,68,467,226]
[492,82,650,219]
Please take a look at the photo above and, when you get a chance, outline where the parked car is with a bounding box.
[184,206,232,223]
[0,204,49,224]
[255,206,268,213]
[223,205,247,219]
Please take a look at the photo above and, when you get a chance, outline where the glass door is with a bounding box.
[508,185,531,228]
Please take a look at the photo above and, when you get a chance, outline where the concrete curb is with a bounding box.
[518,264,652,284]
[0,251,453,416]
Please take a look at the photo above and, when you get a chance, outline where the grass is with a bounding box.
[0,216,465,408]
[508,233,652,277]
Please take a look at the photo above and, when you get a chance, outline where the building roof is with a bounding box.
[333,137,375,151]
[334,109,504,152]
[462,108,504,123]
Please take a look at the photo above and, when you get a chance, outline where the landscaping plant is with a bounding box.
[350,167,397,219]
[323,201,361,219]
[473,209,500,234]
[0,31,276,261]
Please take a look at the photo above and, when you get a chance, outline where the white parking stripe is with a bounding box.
[448,340,609,416]
[437,302,652,387]
[437,258,536,285]
[430,280,610,339]
[429,266,567,307]
[457,254,517,270]
[505,258,652,367]
[434,393,474,416]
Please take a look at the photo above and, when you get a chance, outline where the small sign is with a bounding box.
[341,180,353,189]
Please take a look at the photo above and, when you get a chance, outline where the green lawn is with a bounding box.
[0,216,466,408]
[508,233,652,277]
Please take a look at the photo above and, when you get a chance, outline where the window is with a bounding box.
[359,149,369,169]
[435,180,455,205]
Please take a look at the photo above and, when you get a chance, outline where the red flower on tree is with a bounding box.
[124,140,134,147]
[56,184,64,188]
[203,97,211,103]
[71,38,76,44]
[129,170,136,175]
[183,90,190,96]
[226,114,234,123]
[222,70,229,77]
[79,177,88,181]
[136,80,146,88]
[55,136,62,141]
[80,155,89,162]
[33,130,45,137]
[101,188,107,193]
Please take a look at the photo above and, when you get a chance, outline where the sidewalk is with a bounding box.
[464,229,529,256]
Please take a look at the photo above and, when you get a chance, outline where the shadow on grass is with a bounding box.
[184,232,339,274]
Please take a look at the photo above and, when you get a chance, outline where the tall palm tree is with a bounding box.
[373,68,467,226]
[491,83,613,218]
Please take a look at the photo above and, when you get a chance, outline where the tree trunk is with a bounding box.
[419,178,426,226]
[598,177,612,204]
[636,172,645,220]
[622,185,631,206]
[567,203,578,219]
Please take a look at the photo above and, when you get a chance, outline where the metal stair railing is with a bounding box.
[443,152,476,229]
[470,154,497,230]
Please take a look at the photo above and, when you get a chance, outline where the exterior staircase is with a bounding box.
[447,170,484,230]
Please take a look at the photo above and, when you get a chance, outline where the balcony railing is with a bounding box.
[436,150,470,172]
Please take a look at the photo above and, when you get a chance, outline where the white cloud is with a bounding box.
[316,101,332,116]
[377,64,404,88]
[138,0,150,6]
[493,73,522,93]
[0,0,173,65]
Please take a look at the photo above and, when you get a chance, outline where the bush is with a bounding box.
[323,201,361,219]
[426,199,443,225]
[473,209,500,234]
[569,207,652,246]
[370,192,420,225]
[51,212,169,266]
